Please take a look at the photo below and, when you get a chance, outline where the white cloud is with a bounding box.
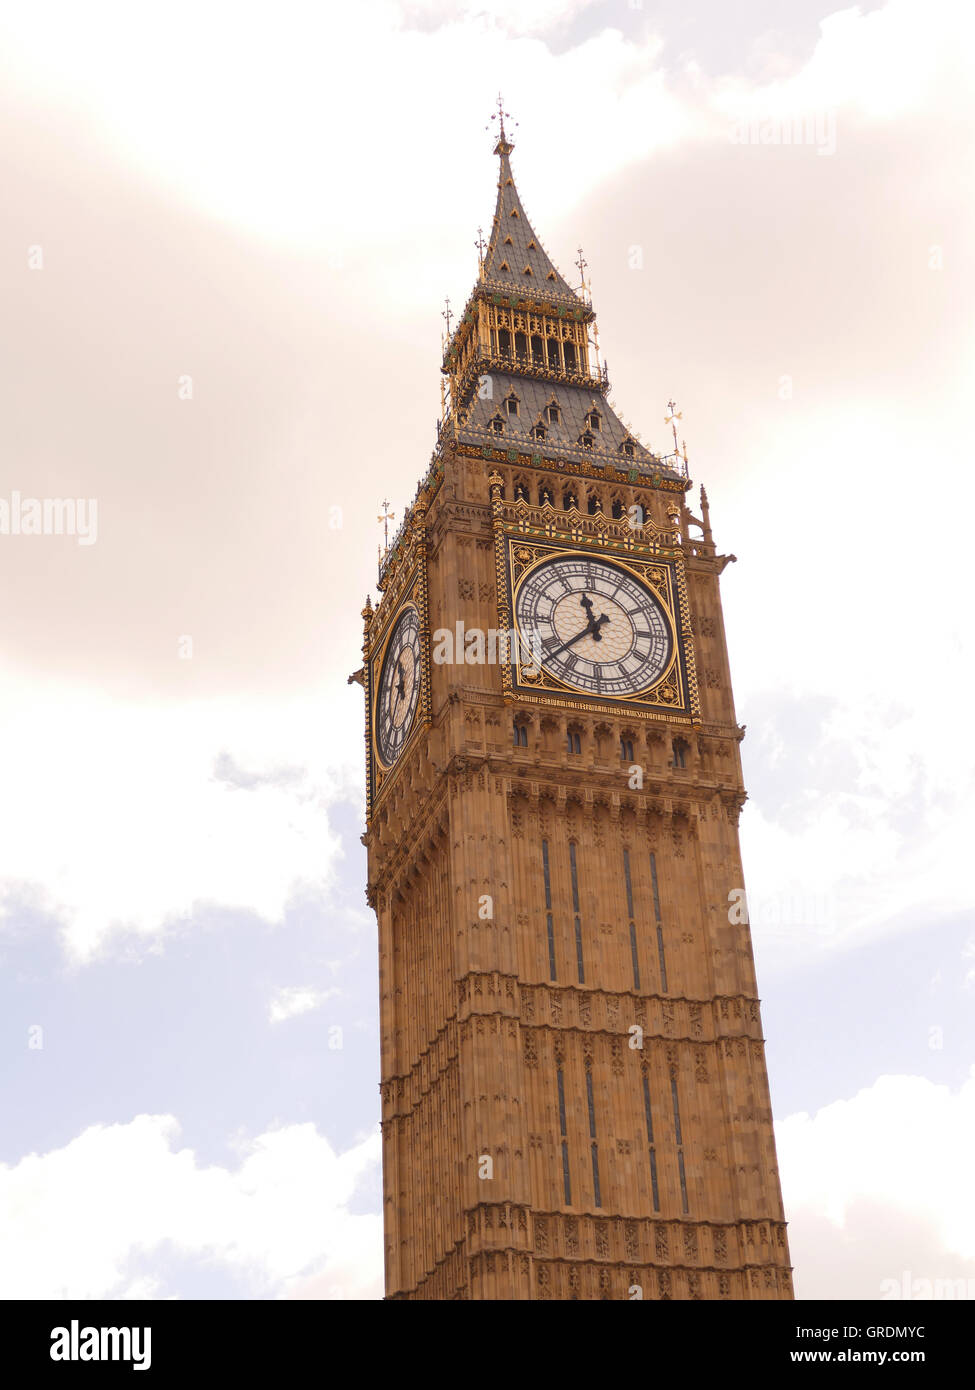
[268,986,341,1024]
[0,673,356,961]
[777,1069,975,1298]
[0,1115,382,1300]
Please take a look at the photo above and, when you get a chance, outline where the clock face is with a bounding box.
[514,554,672,699]
[375,606,422,767]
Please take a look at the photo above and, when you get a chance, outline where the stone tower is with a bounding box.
[359,123,792,1301]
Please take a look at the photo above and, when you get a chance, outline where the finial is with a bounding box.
[377,498,395,565]
[575,246,590,304]
[664,399,683,460]
[442,295,453,338]
[488,94,517,152]
[475,225,486,270]
[699,485,712,541]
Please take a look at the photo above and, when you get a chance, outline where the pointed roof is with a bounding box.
[481,136,581,308]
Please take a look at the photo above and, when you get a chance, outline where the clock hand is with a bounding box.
[395,659,406,700]
[578,592,609,642]
[546,612,610,660]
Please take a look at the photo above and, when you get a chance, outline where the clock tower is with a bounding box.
[359,121,793,1301]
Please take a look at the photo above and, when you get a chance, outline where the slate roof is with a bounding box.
[454,371,680,478]
[481,144,584,311]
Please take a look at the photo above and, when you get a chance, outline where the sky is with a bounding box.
[0,0,972,1301]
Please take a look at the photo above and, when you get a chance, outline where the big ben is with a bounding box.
[359,115,793,1301]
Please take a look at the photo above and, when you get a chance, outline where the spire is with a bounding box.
[481,128,580,308]
[436,114,686,484]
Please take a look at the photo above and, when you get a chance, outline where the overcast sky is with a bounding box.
[0,0,972,1300]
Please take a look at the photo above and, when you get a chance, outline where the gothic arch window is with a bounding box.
[545,400,561,424]
[630,501,645,526]
[504,393,520,417]
[671,737,688,769]
[539,482,555,506]
[586,409,602,432]
[620,736,635,762]
[497,328,511,357]
[567,730,582,755]
[587,491,602,516]
[579,430,595,450]
[529,421,547,442]
[611,496,625,519]
[489,415,505,436]
[620,437,636,459]
[563,341,577,370]
[513,722,528,748]
[513,477,530,502]
[562,489,577,511]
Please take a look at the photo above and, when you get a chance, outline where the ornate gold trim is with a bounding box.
[488,471,698,718]
[366,539,431,816]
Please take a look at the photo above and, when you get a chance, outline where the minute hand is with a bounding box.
[546,614,610,660]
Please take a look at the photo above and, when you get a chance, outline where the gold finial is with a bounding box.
[442,295,453,339]
[475,225,486,277]
[377,498,395,562]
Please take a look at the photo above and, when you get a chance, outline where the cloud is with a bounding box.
[268,986,341,1024]
[0,675,353,961]
[777,1068,975,1298]
[0,1115,382,1300]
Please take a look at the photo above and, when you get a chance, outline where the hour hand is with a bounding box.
[579,592,608,642]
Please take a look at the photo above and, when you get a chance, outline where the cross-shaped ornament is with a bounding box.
[377,498,395,555]
[488,94,517,142]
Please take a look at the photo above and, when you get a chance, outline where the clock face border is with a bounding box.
[501,534,694,716]
[373,602,423,771]
[366,564,430,813]
[512,551,677,700]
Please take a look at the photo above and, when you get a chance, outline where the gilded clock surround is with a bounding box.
[358,125,792,1301]
[364,538,432,812]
